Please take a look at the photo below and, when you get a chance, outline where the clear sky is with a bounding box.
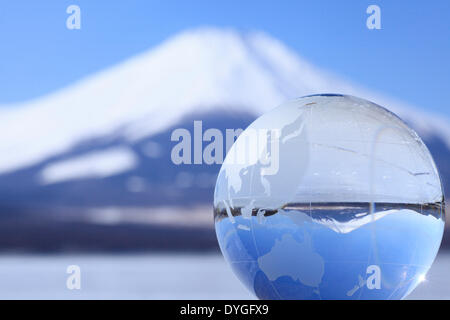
[0,0,449,115]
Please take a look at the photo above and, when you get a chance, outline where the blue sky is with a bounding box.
[0,0,449,115]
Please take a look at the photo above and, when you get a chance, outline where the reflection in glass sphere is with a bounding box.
[214,94,445,300]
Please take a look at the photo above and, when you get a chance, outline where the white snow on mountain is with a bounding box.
[0,27,449,176]
[39,147,138,185]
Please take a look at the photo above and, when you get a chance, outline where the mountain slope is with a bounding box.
[0,27,449,209]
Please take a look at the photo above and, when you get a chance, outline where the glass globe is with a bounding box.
[214,94,445,300]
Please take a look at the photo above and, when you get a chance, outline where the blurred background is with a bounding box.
[0,0,449,299]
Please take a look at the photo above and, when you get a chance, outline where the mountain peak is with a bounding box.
[0,27,449,175]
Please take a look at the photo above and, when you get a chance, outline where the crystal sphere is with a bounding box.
[214,94,445,300]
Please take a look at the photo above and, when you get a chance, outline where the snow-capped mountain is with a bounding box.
[0,28,449,209]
